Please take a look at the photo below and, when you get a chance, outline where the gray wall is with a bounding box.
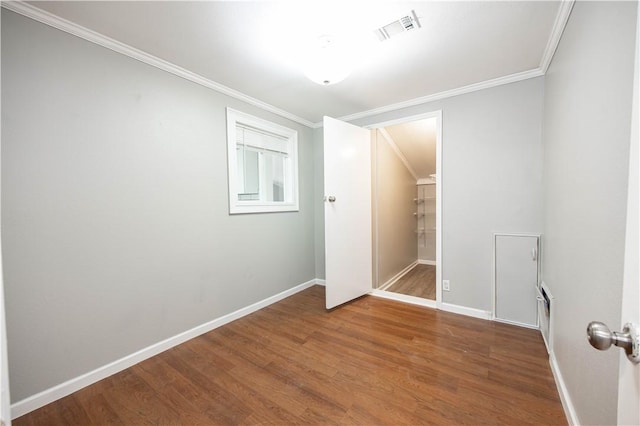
[541,2,636,424]
[338,77,545,311]
[375,130,417,286]
[2,10,316,402]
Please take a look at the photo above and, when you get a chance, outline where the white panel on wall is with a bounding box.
[494,234,539,327]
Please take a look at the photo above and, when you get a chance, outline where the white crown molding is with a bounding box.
[324,67,544,127]
[322,0,575,127]
[378,128,418,181]
[1,1,316,129]
[3,0,571,131]
[539,0,575,73]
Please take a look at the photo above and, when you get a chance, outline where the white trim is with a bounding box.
[371,292,498,322]
[10,279,319,419]
[1,1,315,129]
[314,279,326,286]
[417,259,436,266]
[363,110,443,130]
[226,108,299,214]
[370,289,437,309]
[377,128,418,181]
[434,110,443,307]
[439,302,492,320]
[325,69,543,126]
[378,261,418,291]
[549,352,580,425]
[3,2,568,132]
[539,0,575,73]
[366,110,443,309]
[493,317,539,330]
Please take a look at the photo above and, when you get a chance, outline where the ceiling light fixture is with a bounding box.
[304,35,352,86]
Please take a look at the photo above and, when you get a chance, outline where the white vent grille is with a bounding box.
[375,10,421,42]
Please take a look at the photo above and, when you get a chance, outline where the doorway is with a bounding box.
[322,112,442,310]
[368,111,442,308]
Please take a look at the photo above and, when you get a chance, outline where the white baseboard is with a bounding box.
[439,302,492,320]
[378,261,418,291]
[370,289,437,309]
[370,291,489,321]
[314,278,326,286]
[417,259,436,266]
[11,278,319,419]
[493,317,539,330]
[549,352,579,425]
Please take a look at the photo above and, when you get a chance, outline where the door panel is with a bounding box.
[324,117,372,309]
[494,234,539,326]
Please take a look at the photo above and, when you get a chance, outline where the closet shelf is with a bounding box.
[415,228,436,234]
[414,197,436,203]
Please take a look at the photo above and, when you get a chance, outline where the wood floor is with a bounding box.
[15,286,566,425]
[387,264,436,300]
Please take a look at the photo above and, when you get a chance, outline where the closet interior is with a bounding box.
[375,117,438,302]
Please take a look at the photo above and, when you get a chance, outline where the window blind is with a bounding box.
[236,124,289,155]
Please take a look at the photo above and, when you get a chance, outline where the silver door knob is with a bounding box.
[325,196,336,202]
[587,321,639,364]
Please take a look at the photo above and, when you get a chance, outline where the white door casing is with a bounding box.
[0,256,9,426]
[367,110,443,308]
[323,116,372,309]
[616,3,640,422]
[0,11,10,424]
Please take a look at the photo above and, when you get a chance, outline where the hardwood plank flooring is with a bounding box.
[387,264,436,300]
[14,286,566,425]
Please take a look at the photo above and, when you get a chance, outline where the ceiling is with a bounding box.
[23,1,565,127]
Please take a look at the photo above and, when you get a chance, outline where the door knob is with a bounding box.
[587,321,639,364]
[325,196,336,202]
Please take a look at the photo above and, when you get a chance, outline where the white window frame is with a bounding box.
[226,108,299,214]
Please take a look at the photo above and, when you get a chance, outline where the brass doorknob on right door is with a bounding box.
[587,321,640,364]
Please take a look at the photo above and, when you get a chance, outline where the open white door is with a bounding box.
[617,5,639,423]
[324,116,372,309]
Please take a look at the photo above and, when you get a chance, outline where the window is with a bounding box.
[226,108,299,214]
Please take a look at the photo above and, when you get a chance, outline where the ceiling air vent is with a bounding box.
[375,10,421,42]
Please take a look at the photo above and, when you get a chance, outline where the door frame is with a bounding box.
[366,110,443,308]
